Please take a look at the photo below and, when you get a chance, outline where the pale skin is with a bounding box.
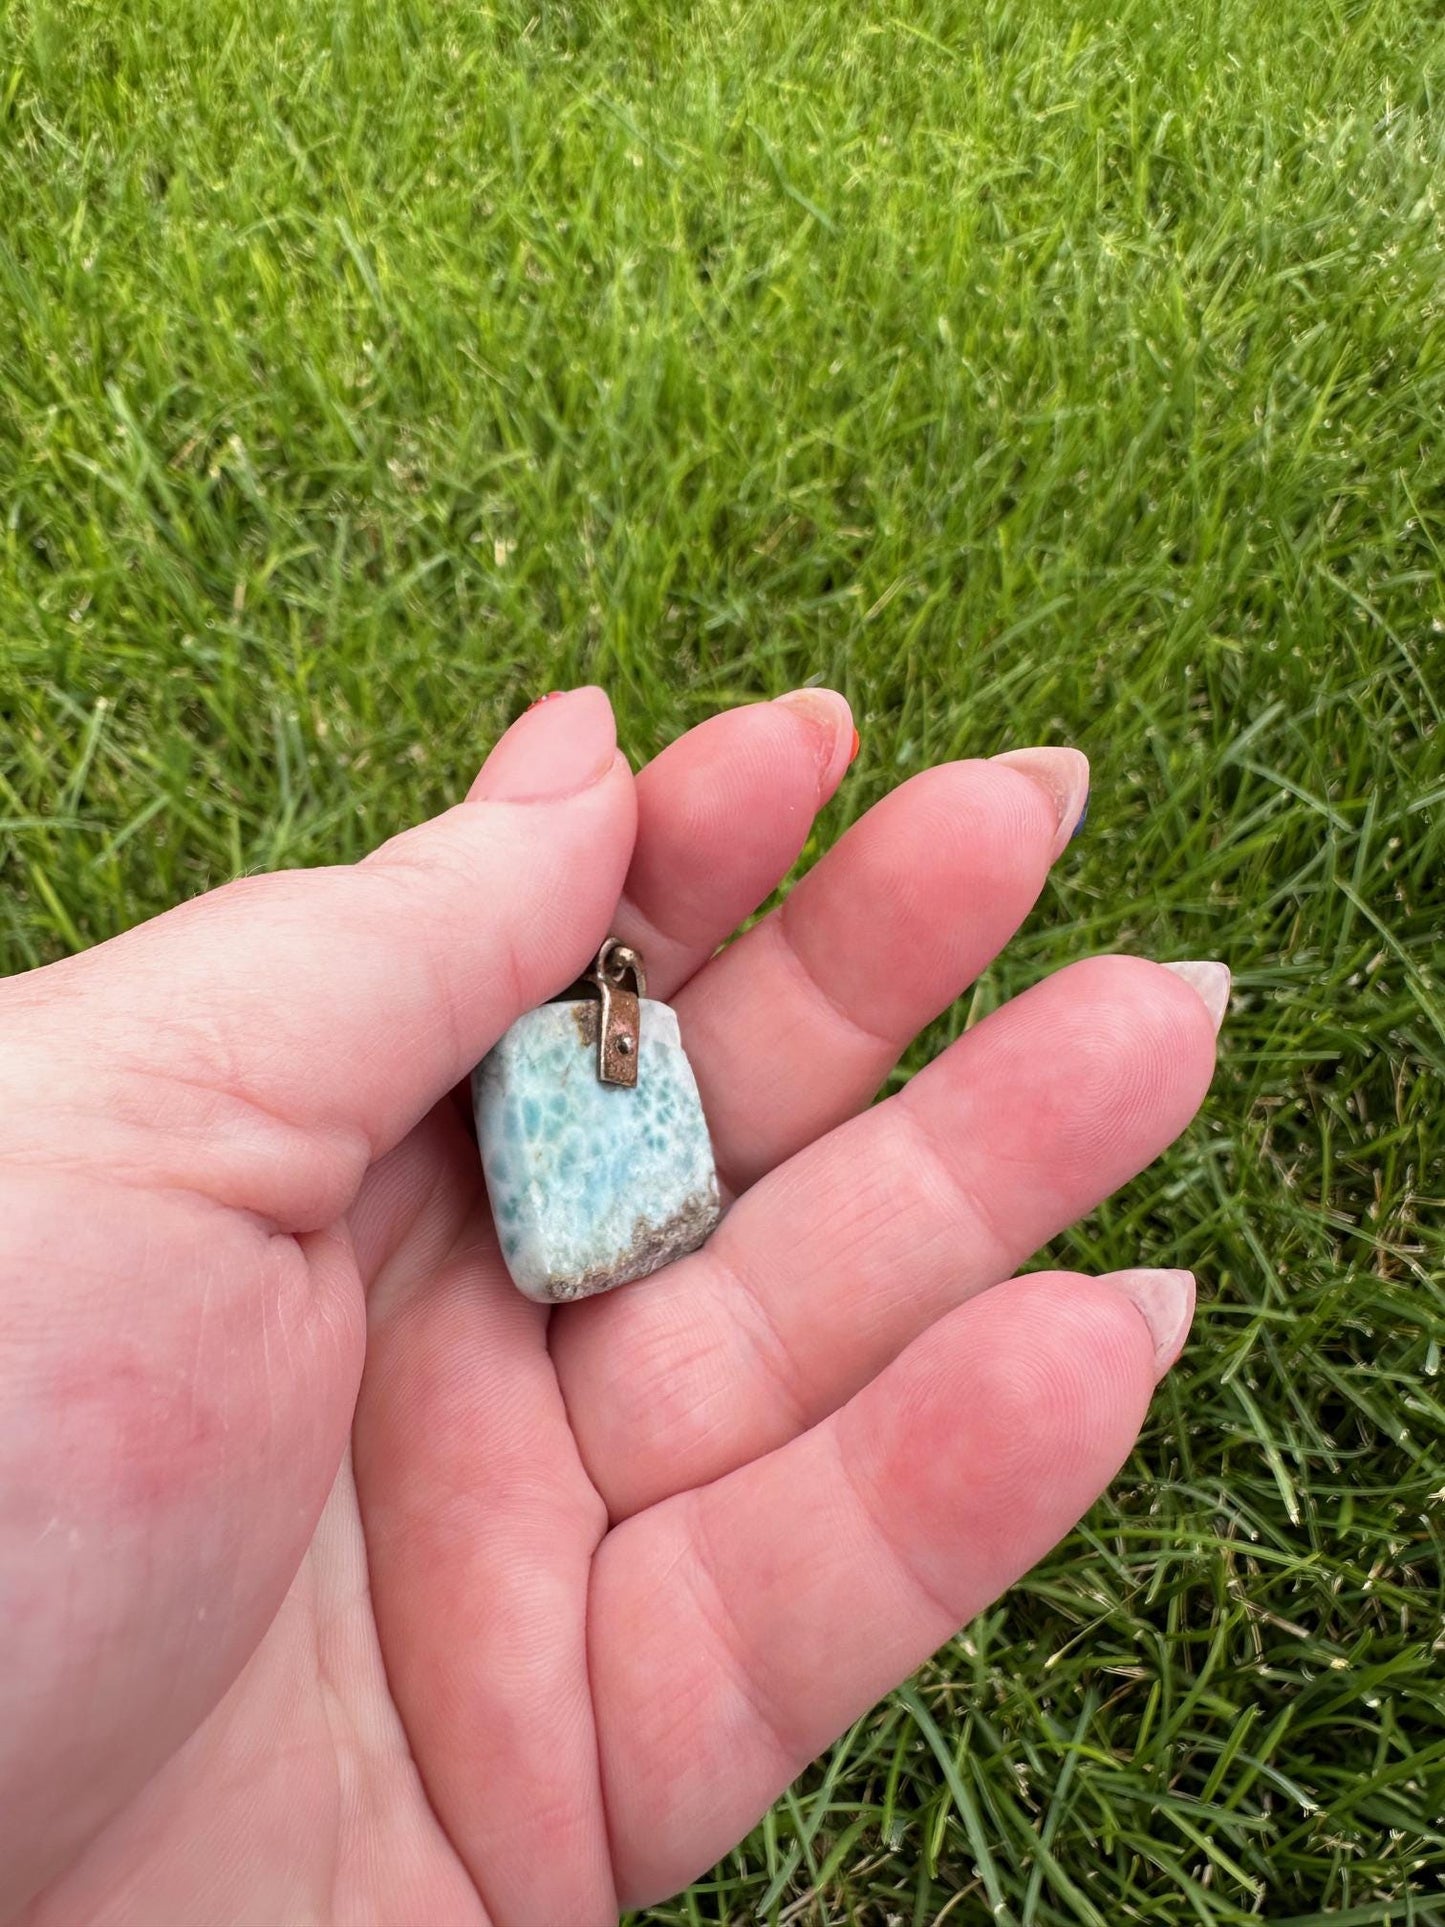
[0,686,1227,1926]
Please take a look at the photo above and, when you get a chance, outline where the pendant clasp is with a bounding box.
[586,938,646,1087]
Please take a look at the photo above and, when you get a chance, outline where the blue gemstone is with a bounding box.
[473,998,721,1303]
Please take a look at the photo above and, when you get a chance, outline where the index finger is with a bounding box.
[610,688,857,999]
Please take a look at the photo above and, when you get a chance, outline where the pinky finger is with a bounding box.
[588,1266,1195,1909]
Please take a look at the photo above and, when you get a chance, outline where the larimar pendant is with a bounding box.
[473,939,721,1303]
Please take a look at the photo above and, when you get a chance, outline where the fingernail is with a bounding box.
[849,725,861,766]
[1160,960,1231,1034]
[524,691,563,713]
[469,686,618,803]
[773,688,856,798]
[1107,1267,1196,1376]
[990,746,1091,860]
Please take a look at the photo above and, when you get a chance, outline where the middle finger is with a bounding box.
[673,746,1088,1195]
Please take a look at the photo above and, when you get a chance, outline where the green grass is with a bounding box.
[3,0,1444,1918]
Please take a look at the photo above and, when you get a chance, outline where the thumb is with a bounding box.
[6,686,636,1228]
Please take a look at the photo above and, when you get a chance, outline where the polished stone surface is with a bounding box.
[473,997,720,1303]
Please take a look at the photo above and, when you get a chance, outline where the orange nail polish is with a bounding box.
[848,725,861,765]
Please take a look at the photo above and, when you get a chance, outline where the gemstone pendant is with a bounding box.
[472,938,721,1303]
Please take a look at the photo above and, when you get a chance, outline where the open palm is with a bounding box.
[3,688,1223,1926]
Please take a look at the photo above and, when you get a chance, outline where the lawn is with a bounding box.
[2,0,1443,1919]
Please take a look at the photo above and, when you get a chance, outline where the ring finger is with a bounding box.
[554,952,1226,1518]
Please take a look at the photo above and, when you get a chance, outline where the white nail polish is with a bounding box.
[1160,960,1231,1034]
[1108,1268,1196,1374]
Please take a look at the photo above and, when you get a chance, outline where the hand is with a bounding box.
[1,688,1224,1925]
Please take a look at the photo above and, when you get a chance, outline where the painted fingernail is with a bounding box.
[1107,1267,1196,1376]
[1160,960,1231,1034]
[524,691,563,713]
[849,724,861,765]
[773,687,856,799]
[990,746,1091,860]
[469,686,619,803]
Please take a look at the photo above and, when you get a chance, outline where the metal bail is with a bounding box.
[587,938,646,1087]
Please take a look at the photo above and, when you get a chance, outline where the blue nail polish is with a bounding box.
[1069,790,1089,839]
